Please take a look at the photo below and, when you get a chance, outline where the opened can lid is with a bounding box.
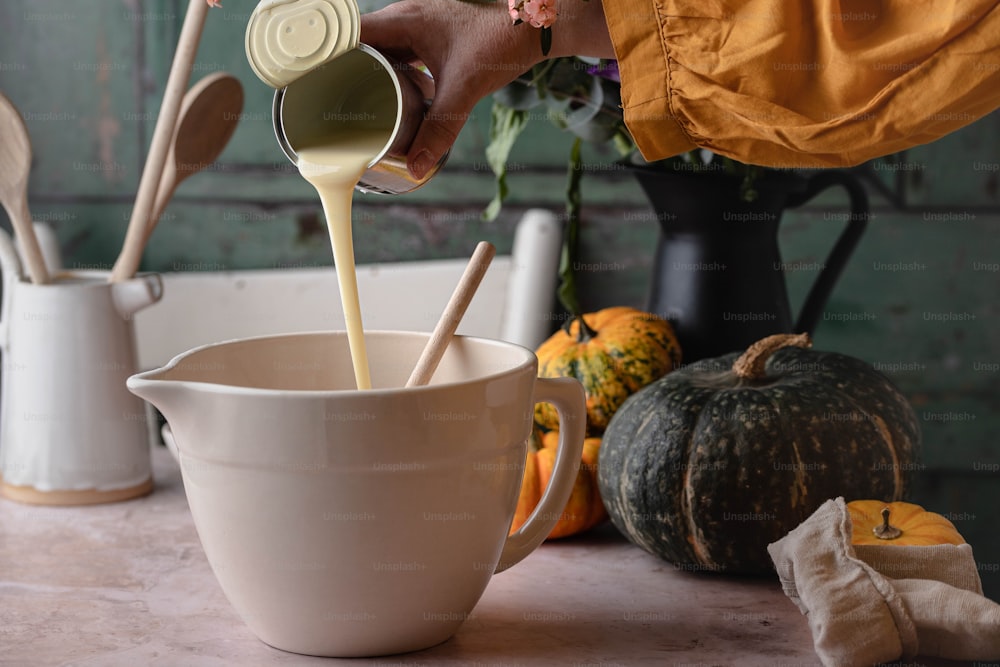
[245,0,361,89]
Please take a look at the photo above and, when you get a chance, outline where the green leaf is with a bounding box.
[481,103,530,222]
[739,165,760,202]
[540,27,552,57]
[527,61,557,93]
[557,138,584,318]
[612,130,635,155]
[543,58,593,97]
[562,77,605,134]
[493,80,543,111]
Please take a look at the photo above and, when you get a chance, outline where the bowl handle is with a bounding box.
[494,376,586,573]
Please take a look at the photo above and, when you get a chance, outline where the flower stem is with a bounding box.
[558,138,585,335]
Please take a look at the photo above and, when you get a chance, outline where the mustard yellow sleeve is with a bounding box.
[604,0,1000,168]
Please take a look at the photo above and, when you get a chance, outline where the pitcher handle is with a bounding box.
[0,226,25,349]
[784,170,870,335]
[494,376,586,573]
[111,273,165,320]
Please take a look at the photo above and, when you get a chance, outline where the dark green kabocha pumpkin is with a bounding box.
[597,333,921,575]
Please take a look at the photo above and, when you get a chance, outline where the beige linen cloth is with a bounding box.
[767,497,1000,666]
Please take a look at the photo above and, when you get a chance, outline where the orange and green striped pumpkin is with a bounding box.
[511,430,607,539]
[534,307,682,434]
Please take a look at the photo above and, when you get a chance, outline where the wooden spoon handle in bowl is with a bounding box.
[406,242,497,388]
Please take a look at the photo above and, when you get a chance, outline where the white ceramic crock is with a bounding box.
[0,227,162,505]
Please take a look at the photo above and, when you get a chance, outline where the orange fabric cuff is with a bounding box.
[604,0,697,161]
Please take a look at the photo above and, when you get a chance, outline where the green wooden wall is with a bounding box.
[1,1,998,596]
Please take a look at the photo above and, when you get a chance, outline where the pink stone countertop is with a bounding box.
[0,447,972,667]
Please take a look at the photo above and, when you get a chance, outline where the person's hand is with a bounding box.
[362,1,539,180]
[362,0,612,179]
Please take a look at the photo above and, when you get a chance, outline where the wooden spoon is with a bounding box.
[0,92,49,284]
[143,72,244,245]
[110,0,210,283]
[406,242,497,387]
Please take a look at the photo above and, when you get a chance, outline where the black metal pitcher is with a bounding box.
[634,166,869,362]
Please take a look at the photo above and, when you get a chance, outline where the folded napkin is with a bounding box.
[767,497,1000,667]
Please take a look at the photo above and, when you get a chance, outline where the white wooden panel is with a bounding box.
[134,258,507,369]
[133,210,563,369]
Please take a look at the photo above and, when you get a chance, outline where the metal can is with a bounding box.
[246,0,447,194]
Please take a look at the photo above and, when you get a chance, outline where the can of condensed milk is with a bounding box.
[245,0,447,194]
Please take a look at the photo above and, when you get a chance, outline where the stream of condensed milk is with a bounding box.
[296,130,388,390]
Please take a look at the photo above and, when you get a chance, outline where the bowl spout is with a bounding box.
[126,367,184,422]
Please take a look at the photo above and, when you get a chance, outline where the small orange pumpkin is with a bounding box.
[534,307,682,434]
[847,500,965,546]
[511,430,607,539]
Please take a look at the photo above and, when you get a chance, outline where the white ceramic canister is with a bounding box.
[0,228,163,505]
[245,0,447,194]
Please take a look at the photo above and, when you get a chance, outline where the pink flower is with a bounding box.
[523,0,557,28]
[509,0,557,29]
[508,0,524,22]
[205,0,222,7]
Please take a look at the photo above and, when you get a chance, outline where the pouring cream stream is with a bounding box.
[296,133,388,390]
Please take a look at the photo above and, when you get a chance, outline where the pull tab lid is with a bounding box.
[245,0,360,89]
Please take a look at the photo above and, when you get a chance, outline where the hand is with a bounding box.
[361,0,612,179]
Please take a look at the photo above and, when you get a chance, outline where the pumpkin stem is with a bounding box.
[732,333,812,380]
[564,313,597,343]
[873,506,903,540]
